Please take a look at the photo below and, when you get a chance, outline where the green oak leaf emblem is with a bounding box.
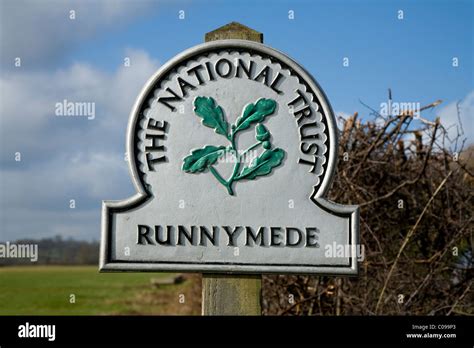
[194,97,229,138]
[182,96,285,195]
[236,148,285,180]
[182,145,226,173]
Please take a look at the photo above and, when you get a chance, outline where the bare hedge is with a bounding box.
[263,97,473,315]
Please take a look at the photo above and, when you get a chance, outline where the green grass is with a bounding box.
[0,265,188,315]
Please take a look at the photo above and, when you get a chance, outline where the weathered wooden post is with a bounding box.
[100,21,359,318]
[202,22,263,316]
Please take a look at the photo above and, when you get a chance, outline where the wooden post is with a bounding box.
[202,22,263,316]
[202,274,261,315]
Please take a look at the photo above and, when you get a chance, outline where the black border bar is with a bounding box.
[0,316,472,346]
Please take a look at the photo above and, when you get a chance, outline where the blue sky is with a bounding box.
[63,0,473,116]
[0,0,472,241]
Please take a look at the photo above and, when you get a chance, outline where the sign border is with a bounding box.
[100,40,360,275]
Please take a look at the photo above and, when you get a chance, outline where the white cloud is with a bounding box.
[0,48,159,241]
[0,48,159,162]
[67,152,131,199]
[0,0,157,69]
[438,91,474,145]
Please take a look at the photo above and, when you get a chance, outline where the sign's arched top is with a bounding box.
[126,40,338,201]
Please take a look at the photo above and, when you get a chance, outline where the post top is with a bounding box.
[205,22,263,43]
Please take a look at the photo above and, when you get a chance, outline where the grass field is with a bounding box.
[0,266,200,315]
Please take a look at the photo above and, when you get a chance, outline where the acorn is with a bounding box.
[256,124,270,141]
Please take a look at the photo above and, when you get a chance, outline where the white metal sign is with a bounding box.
[100,40,359,274]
